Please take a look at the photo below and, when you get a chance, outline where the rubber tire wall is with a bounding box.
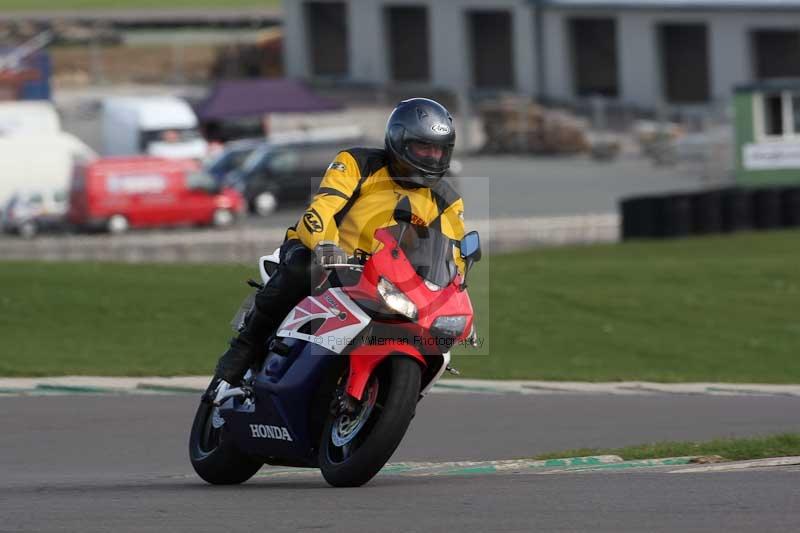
[621,186,799,240]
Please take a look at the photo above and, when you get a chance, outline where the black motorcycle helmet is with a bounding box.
[385,98,455,188]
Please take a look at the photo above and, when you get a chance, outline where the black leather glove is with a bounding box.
[314,242,349,266]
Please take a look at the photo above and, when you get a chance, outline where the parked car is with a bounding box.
[203,137,264,184]
[1,188,69,238]
[68,157,245,234]
[225,128,365,216]
[102,97,208,160]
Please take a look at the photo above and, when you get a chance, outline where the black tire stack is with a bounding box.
[783,187,800,227]
[621,186,800,240]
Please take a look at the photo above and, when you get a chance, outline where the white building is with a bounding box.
[283,0,800,111]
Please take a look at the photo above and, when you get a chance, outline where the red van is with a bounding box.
[68,157,245,233]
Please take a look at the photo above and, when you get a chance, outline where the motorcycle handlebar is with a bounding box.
[323,263,364,270]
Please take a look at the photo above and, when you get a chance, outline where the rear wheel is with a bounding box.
[18,221,37,239]
[212,208,235,228]
[189,397,262,485]
[318,356,421,487]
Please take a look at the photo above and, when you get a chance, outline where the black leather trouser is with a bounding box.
[213,240,319,383]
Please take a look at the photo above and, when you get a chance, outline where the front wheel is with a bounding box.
[189,397,262,485]
[318,356,421,487]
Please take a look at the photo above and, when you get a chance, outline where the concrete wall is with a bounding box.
[0,214,620,263]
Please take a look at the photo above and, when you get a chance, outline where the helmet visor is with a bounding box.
[403,140,452,175]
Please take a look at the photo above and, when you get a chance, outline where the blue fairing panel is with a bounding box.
[220,340,339,464]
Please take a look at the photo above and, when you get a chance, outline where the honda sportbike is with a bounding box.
[189,209,482,487]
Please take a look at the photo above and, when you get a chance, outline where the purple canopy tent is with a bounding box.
[195,78,342,121]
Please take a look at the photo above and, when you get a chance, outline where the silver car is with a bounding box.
[1,188,68,238]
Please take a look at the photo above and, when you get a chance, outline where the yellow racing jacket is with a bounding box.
[286,148,466,272]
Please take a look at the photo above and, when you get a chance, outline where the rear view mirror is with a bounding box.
[458,231,481,291]
[460,231,481,262]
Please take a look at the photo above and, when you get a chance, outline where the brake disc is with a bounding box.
[331,378,379,447]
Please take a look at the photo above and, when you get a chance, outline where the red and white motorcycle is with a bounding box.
[189,202,482,487]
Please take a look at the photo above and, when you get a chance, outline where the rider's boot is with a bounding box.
[202,306,280,402]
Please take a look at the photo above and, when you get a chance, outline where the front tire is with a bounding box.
[189,399,262,485]
[319,356,421,487]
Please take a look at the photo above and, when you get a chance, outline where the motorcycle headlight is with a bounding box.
[377,277,418,320]
[432,315,468,338]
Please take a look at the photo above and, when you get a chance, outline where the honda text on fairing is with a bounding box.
[189,201,482,487]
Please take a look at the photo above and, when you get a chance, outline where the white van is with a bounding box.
[0,101,61,135]
[0,132,96,205]
[102,96,208,159]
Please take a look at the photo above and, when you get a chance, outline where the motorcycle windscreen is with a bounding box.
[385,222,458,288]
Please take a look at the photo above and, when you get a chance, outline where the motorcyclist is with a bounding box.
[207,98,466,402]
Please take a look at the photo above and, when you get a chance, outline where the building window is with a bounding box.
[754,91,800,141]
[386,6,430,82]
[658,23,710,104]
[569,18,619,98]
[752,30,800,79]
[468,10,515,90]
[764,93,783,136]
[305,1,349,77]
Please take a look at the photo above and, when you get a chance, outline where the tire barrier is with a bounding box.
[621,186,800,240]
[720,188,753,233]
[782,186,800,228]
[620,196,659,239]
[752,188,783,230]
[656,194,693,238]
[690,190,723,235]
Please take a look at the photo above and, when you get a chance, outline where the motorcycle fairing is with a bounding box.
[350,227,475,337]
[346,342,427,400]
[220,340,340,465]
[276,288,372,354]
[420,350,450,396]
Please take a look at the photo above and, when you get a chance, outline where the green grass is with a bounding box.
[1,230,799,380]
[455,229,800,381]
[0,261,252,376]
[0,0,277,10]
[534,433,800,462]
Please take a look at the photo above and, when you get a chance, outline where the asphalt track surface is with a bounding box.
[2,393,799,531]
